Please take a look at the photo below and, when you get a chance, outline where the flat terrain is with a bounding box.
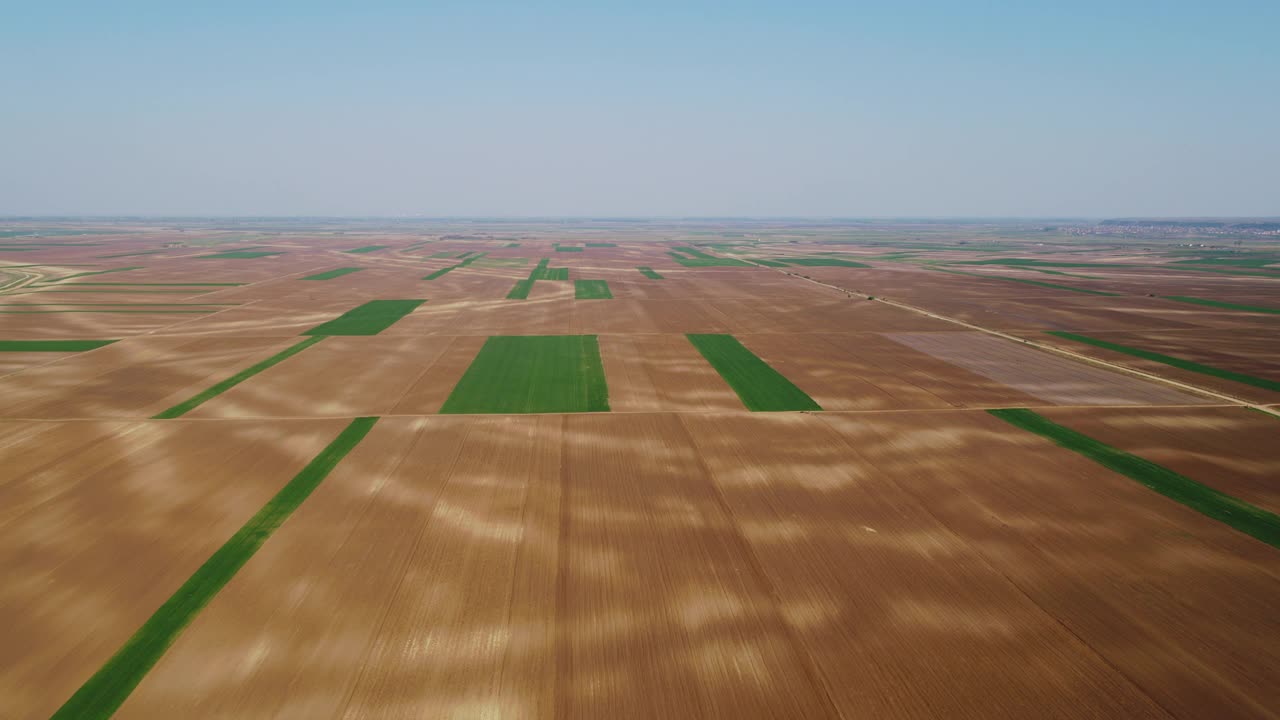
[1,219,1278,719]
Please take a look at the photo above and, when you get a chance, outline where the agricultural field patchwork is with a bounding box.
[3,219,1279,719]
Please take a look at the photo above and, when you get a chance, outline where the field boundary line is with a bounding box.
[49,416,379,720]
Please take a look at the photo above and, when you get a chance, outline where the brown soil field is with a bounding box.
[0,418,348,720]
[816,410,1280,719]
[1036,406,1280,513]
[599,334,743,411]
[1030,328,1280,404]
[735,332,1020,409]
[885,331,1209,406]
[0,336,304,418]
[188,335,486,418]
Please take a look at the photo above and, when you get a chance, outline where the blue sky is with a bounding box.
[2,1,1277,216]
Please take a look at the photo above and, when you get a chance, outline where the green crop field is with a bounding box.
[423,266,455,280]
[990,409,1280,548]
[1047,331,1280,392]
[440,335,609,414]
[686,334,821,411]
[587,242,617,247]
[638,267,664,279]
[304,299,426,336]
[344,245,388,254]
[575,279,612,299]
[506,279,534,299]
[0,339,117,352]
[303,267,364,281]
[555,246,584,252]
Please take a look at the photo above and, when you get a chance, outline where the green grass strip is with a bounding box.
[0,339,117,352]
[302,267,364,281]
[441,335,609,413]
[989,408,1280,548]
[935,268,1119,296]
[638,267,664,279]
[687,334,821,412]
[505,242,521,248]
[575,279,612,299]
[555,246,583,252]
[423,266,456,280]
[303,299,425,336]
[587,242,617,247]
[1046,331,1280,392]
[507,279,534,299]
[153,336,326,418]
[50,416,378,720]
[199,251,280,259]
[344,245,388,254]
[1162,296,1280,315]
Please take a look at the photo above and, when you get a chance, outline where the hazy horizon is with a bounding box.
[4,1,1277,217]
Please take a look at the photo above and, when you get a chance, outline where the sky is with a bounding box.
[2,0,1277,217]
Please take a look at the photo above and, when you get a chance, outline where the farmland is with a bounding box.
[1,218,1278,719]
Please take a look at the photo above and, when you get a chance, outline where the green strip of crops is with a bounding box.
[344,245,388,254]
[587,242,617,247]
[441,335,609,414]
[506,279,534,299]
[989,409,1280,548]
[1047,331,1280,392]
[303,299,426,336]
[555,246,583,252]
[687,334,821,411]
[153,336,327,418]
[302,267,364,281]
[1162,296,1280,315]
[423,266,455,280]
[575,279,612,299]
[0,339,117,352]
[638,267,664,279]
[49,416,378,720]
